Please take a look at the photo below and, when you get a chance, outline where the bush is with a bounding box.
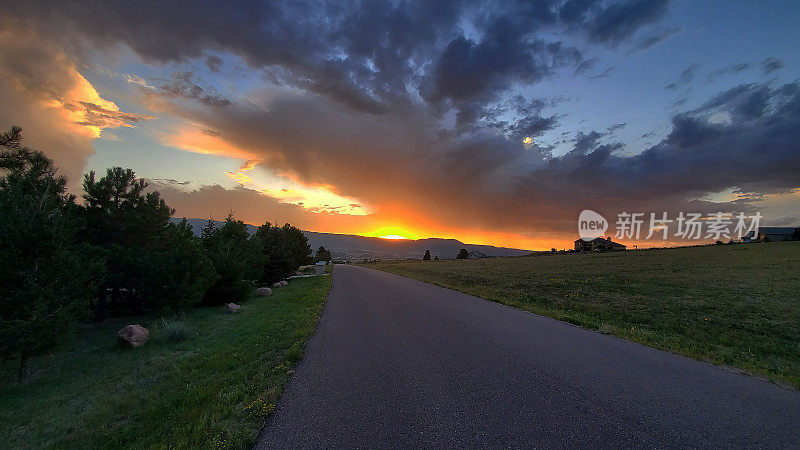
[159,318,193,342]
[284,341,303,364]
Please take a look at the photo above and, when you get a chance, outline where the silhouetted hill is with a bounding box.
[171,218,532,261]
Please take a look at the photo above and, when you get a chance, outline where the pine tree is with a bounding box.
[0,127,102,381]
[253,221,309,283]
[316,246,332,262]
[423,250,431,260]
[202,213,262,304]
[81,167,174,317]
[145,219,217,317]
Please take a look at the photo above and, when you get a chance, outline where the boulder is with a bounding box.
[280,280,289,286]
[256,287,273,297]
[117,324,149,349]
[224,303,241,314]
[272,281,282,288]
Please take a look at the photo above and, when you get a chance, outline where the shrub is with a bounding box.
[284,342,303,364]
[159,318,193,342]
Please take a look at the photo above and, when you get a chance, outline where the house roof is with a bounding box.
[574,237,626,247]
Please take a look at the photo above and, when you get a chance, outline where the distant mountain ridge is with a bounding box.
[171,218,532,261]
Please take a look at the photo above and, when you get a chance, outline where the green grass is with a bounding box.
[0,276,331,448]
[366,242,800,388]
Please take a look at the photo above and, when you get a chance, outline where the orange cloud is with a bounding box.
[165,126,258,160]
[164,128,373,216]
[0,21,152,191]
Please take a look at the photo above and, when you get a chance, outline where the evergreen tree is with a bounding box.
[0,127,102,381]
[254,222,298,283]
[283,223,313,266]
[201,214,262,304]
[145,219,217,317]
[82,167,174,317]
[423,250,431,260]
[456,248,470,259]
[315,246,332,262]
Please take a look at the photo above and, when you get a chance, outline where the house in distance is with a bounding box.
[758,227,800,242]
[574,237,627,252]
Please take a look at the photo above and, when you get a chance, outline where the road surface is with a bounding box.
[257,265,800,448]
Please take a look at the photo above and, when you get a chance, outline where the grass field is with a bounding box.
[0,276,331,448]
[366,242,800,388]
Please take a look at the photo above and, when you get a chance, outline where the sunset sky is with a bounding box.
[1,0,799,249]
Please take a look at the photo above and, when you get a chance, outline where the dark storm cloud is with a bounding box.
[418,15,584,126]
[504,114,560,140]
[558,0,671,45]
[149,71,232,107]
[174,72,797,237]
[761,57,785,75]
[477,95,564,141]
[6,0,673,119]
[160,78,800,238]
[585,0,671,45]
[571,130,609,155]
[511,81,800,225]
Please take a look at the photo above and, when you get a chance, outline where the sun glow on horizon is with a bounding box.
[363,226,419,241]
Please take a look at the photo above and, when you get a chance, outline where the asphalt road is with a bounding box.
[257,265,800,449]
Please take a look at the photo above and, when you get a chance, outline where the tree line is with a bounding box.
[423,248,469,260]
[0,127,316,380]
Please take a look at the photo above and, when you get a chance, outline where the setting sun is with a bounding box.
[362,226,419,241]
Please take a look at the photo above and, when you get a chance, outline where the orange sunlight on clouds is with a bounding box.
[165,127,258,160]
